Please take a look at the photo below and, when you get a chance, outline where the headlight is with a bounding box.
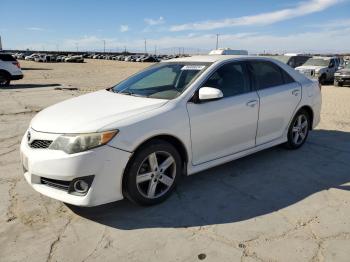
[49,130,118,154]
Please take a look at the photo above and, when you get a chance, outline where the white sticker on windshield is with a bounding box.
[181,65,205,71]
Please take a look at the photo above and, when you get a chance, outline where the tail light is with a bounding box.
[12,61,21,69]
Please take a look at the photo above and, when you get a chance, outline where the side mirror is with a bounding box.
[198,87,223,102]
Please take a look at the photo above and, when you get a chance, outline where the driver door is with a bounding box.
[186,62,259,165]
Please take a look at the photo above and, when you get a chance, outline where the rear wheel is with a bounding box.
[123,140,182,205]
[0,72,10,87]
[285,110,310,149]
[334,80,343,87]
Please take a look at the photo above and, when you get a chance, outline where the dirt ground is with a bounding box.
[0,60,349,262]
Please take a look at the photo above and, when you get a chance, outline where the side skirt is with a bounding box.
[187,137,287,175]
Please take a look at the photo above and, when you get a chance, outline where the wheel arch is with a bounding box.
[0,69,11,77]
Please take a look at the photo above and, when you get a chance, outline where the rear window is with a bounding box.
[0,54,16,61]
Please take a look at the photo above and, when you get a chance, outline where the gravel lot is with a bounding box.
[0,60,349,262]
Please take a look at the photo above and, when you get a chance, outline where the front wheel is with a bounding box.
[123,140,182,205]
[318,74,327,85]
[284,110,310,149]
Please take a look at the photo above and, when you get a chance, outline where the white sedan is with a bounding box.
[20,55,321,206]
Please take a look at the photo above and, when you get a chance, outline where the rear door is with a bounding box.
[248,61,301,145]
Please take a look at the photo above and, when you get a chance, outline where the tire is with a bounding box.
[334,81,343,87]
[0,72,11,87]
[123,139,182,205]
[319,74,327,85]
[284,109,310,149]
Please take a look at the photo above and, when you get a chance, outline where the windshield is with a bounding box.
[304,58,329,67]
[112,62,211,99]
[265,55,290,63]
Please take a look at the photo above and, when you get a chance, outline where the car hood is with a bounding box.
[296,65,325,71]
[31,90,168,133]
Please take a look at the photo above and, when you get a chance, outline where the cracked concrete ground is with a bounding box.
[0,60,349,262]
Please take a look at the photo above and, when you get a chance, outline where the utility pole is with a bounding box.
[144,39,147,54]
[216,34,220,49]
[76,42,79,52]
[0,35,2,51]
[154,45,157,56]
[103,40,106,53]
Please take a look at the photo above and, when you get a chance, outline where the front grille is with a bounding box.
[29,140,52,149]
[40,177,70,191]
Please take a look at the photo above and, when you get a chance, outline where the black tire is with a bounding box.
[0,72,11,87]
[284,109,310,149]
[334,80,343,87]
[318,74,327,85]
[123,139,182,206]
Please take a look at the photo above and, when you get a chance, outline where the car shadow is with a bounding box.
[3,84,61,89]
[68,129,350,230]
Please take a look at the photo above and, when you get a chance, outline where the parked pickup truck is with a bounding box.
[334,62,350,87]
[295,57,339,84]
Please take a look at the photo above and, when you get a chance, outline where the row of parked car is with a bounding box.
[88,54,186,62]
[264,53,350,86]
[13,53,85,63]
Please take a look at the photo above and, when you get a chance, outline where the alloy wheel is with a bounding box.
[136,151,176,199]
[291,114,308,145]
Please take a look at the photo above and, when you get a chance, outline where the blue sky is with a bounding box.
[1,0,350,53]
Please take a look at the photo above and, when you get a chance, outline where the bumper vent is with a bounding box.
[40,177,70,191]
[29,140,53,149]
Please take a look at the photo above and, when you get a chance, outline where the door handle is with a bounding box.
[292,89,300,96]
[246,100,258,107]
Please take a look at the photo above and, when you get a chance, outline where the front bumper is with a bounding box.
[20,129,132,206]
[334,75,350,83]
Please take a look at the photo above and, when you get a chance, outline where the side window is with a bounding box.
[249,61,285,90]
[202,62,250,98]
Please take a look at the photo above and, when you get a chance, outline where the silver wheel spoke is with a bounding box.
[292,127,299,132]
[300,132,305,139]
[298,115,302,126]
[147,179,158,197]
[148,153,159,171]
[293,132,300,144]
[301,121,308,129]
[136,172,153,184]
[159,156,175,172]
[158,175,174,187]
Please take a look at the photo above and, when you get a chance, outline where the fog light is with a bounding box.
[68,175,94,196]
[73,180,89,194]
